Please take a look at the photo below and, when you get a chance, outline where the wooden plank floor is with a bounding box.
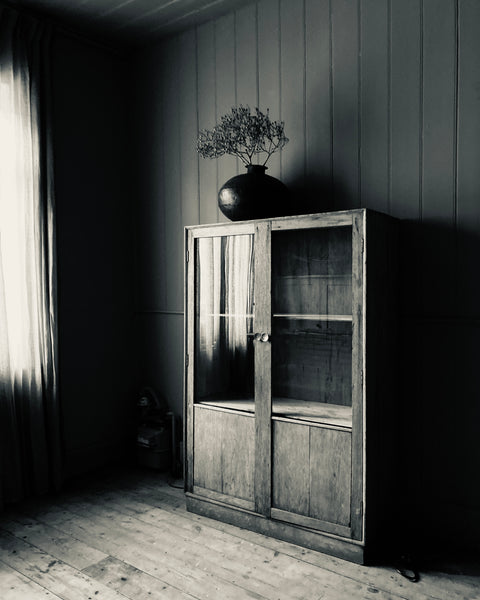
[0,467,479,600]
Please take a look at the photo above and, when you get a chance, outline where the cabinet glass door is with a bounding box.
[271,226,353,426]
[192,233,256,509]
[194,234,255,409]
[270,226,354,536]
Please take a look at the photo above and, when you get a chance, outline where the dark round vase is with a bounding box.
[218,164,291,221]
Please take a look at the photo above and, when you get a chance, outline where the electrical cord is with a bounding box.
[394,554,420,582]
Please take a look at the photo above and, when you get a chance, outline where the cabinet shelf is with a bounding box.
[275,274,351,279]
[203,313,352,321]
[205,313,254,317]
[202,313,352,322]
[273,313,352,321]
[196,397,352,428]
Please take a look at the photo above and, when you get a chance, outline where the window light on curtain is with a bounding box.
[0,5,62,508]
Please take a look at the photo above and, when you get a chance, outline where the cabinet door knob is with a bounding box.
[253,332,270,342]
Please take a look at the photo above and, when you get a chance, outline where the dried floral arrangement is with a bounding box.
[196,106,288,167]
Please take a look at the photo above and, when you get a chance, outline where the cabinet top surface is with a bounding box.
[185,208,396,233]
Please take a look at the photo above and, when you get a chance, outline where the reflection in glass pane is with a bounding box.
[272,227,352,317]
[195,235,255,410]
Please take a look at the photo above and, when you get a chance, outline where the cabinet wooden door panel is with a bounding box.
[309,426,351,527]
[193,406,255,508]
[272,420,352,535]
[271,420,310,515]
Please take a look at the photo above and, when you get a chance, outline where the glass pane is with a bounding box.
[272,227,353,426]
[273,227,352,317]
[195,235,255,413]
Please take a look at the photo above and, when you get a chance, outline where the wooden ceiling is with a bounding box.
[7,0,255,49]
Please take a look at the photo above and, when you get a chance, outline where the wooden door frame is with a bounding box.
[351,211,366,541]
[253,220,272,516]
[270,210,365,541]
[184,223,257,495]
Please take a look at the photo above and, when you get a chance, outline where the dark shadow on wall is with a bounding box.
[282,172,345,216]
[396,220,480,559]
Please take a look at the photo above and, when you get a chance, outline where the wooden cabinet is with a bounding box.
[184,209,398,564]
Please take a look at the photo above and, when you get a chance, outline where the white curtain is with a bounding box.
[0,6,62,507]
[196,235,254,399]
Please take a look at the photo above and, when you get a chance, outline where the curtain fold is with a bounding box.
[0,5,62,508]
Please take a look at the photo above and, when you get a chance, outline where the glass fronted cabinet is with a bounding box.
[184,210,398,564]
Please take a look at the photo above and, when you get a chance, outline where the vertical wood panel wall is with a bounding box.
[131,0,480,548]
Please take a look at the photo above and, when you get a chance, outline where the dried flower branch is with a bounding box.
[196,106,288,167]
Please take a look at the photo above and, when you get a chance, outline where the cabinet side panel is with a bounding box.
[365,211,399,554]
[309,428,351,527]
[272,421,310,515]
